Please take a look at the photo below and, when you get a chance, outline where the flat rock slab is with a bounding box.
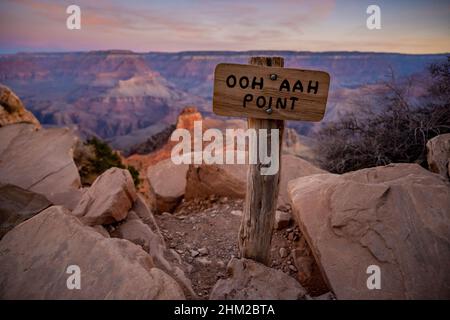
[288,163,450,299]
[0,206,184,299]
[0,183,51,239]
[0,124,81,206]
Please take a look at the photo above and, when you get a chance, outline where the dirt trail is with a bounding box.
[155,197,329,299]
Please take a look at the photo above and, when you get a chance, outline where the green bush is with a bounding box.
[75,137,141,187]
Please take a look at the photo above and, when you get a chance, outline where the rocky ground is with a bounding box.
[1,87,449,300]
[156,197,329,299]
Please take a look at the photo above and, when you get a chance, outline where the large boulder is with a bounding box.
[0,84,40,129]
[147,159,188,214]
[0,206,184,299]
[210,258,307,300]
[0,123,81,207]
[72,168,137,225]
[184,154,325,206]
[278,154,325,207]
[288,163,450,299]
[427,134,450,180]
[0,184,51,239]
[112,196,196,297]
[185,158,247,200]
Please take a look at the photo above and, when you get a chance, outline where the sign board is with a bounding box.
[213,63,330,121]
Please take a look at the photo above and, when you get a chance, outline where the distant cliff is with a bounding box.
[0,50,446,141]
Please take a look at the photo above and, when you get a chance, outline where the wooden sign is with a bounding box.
[213,63,330,121]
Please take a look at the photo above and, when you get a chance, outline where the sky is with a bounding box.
[0,0,449,54]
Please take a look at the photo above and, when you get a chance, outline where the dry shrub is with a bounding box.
[315,58,450,174]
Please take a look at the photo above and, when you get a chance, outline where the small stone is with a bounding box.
[196,257,212,266]
[294,255,314,282]
[289,265,298,272]
[190,250,200,257]
[274,210,292,230]
[198,247,209,255]
[231,210,243,217]
[314,292,335,300]
[279,247,288,258]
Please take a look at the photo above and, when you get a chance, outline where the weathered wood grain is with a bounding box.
[238,56,284,265]
[213,62,329,121]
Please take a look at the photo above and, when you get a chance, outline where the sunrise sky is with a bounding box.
[0,0,449,54]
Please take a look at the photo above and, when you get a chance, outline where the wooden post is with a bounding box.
[239,56,285,265]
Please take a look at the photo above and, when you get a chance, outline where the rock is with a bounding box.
[114,217,160,254]
[0,85,40,129]
[279,247,288,258]
[0,124,81,207]
[196,257,212,266]
[184,154,325,206]
[210,258,307,300]
[427,134,450,180]
[292,250,314,283]
[185,152,247,200]
[47,188,84,211]
[275,210,292,230]
[278,154,326,207]
[313,292,335,300]
[0,184,51,239]
[231,210,243,217]
[190,249,200,257]
[288,163,450,299]
[217,260,226,268]
[133,194,165,239]
[91,225,110,238]
[0,206,184,299]
[176,107,203,131]
[147,159,188,214]
[112,205,196,297]
[72,168,137,225]
[198,247,209,255]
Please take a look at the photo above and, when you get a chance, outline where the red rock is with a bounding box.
[0,206,184,299]
[72,168,137,225]
[288,163,450,299]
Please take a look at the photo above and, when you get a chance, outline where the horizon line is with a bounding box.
[1,49,449,56]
